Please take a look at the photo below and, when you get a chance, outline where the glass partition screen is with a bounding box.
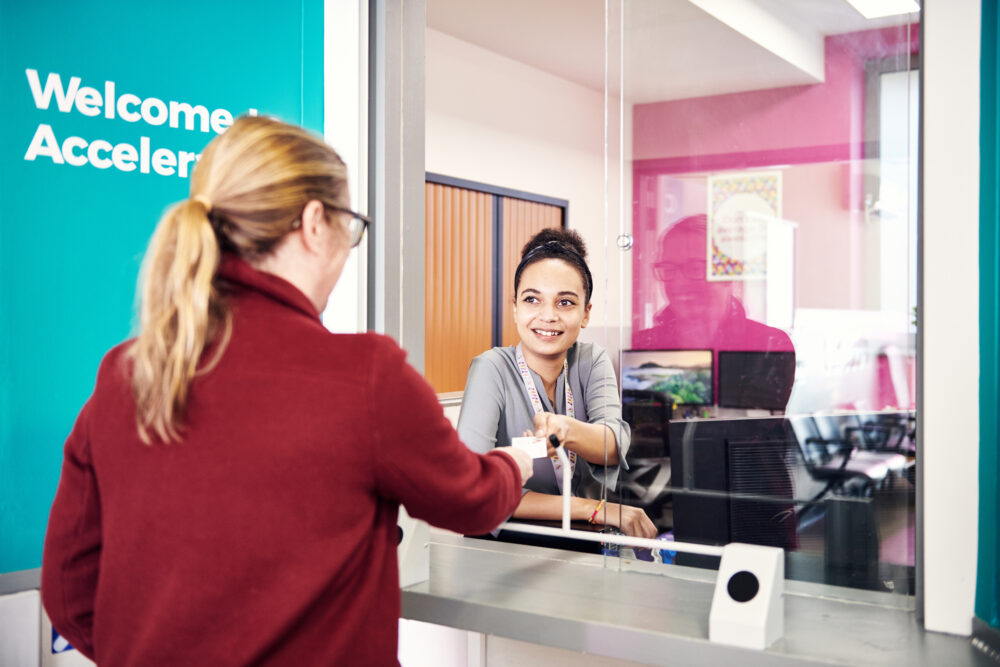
[615,0,919,595]
[425,0,919,598]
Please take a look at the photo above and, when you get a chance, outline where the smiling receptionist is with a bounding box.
[458,228,657,538]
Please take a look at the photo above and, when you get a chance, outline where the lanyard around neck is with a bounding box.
[514,345,576,484]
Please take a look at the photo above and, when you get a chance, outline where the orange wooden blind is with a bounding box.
[500,198,563,346]
[424,182,494,393]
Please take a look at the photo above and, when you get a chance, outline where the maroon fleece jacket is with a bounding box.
[41,256,522,666]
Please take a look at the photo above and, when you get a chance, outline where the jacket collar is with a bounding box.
[216,254,321,321]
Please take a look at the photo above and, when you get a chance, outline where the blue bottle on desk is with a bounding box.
[657,531,677,564]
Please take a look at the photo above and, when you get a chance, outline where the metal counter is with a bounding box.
[401,532,990,666]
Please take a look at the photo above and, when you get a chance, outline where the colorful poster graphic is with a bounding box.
[707,171,782,280]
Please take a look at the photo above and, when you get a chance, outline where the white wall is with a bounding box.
[399,619,479,667]
[922,0,981,636]
[0,590,95,667]
[425,28,633,355]
[322,0,368,334]
[1,590,40,667]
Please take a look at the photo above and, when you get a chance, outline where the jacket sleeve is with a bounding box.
[368,337,522,535]
[41,400,102,661]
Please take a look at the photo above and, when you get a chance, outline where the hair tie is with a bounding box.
[524,239,581,263]
[191,194,213,212]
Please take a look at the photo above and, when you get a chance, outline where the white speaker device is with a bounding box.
[397,505,430,588]
[708,543,785,650]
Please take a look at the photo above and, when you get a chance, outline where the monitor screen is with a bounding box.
[620,349,713,406]
[717,351,796,411]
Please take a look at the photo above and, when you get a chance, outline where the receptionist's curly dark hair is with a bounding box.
[513,228,593,305]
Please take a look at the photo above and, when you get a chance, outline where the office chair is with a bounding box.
[787,414,888,501]
[843,412,915,456]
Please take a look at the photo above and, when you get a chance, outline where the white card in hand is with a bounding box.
[511,436,548,459]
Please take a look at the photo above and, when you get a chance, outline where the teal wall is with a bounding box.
[980,0,1000,632]
[0,0,324,574]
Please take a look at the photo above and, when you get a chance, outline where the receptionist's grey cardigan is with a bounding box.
[457,341,630,498]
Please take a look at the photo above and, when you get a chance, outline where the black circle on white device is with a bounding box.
[727,570,760,602]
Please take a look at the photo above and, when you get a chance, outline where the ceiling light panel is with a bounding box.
[843,0,920,19]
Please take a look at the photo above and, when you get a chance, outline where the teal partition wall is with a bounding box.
[0,0,323,574]
[979,0,1000,631]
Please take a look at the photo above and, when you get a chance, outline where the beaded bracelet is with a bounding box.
[588,498,606,524]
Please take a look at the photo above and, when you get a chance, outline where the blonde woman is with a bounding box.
[41,116,532,666]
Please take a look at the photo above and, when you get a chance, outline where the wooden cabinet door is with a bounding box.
[425,182,494,393]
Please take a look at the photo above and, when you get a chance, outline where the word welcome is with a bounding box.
[22,69,257,178]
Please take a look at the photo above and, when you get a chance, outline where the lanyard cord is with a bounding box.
[515,345,577,485]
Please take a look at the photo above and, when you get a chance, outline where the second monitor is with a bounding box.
[620,349,713,406]
[717,351,796,412]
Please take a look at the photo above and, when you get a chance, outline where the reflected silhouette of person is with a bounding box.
[635,214,798,550]
[633,214,794,359]
[634,214,797,414]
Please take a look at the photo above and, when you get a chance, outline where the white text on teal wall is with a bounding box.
[22,70,258,178]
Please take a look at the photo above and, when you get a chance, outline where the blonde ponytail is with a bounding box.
[129,198,227,443]
[127,115,347,444]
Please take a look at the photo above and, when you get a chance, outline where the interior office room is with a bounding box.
[0,0,998,665]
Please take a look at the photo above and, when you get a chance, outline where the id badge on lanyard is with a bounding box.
[514,345,577,492]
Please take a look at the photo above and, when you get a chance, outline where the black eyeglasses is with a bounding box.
[324,205,370,248]
[290,205,370,248]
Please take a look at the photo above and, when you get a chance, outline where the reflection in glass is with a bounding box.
[633,214,796,405]
[618,6,919,595]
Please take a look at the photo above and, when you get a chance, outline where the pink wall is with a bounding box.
[782,162,861,310]
[631,25,919,346]
[633,25,919,166]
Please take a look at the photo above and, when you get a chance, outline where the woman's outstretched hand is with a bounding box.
[494,447,534,486]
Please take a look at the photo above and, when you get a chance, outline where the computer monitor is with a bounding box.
[620,349,713,406]
[717,351,796,411]
[668,416,799,568]
[621,389,673,459]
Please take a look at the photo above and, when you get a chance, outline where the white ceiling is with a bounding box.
[426,0,918,103]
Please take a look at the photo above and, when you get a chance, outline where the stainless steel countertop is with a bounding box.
[401,533,990,666]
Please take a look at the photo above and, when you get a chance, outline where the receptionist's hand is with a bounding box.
[598,502,659,539]
[532,412,571,454]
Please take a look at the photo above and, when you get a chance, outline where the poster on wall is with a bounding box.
[0,0,322,574]
[706,170,782,281]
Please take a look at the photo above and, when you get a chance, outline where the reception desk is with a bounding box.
[401,532,988,666]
